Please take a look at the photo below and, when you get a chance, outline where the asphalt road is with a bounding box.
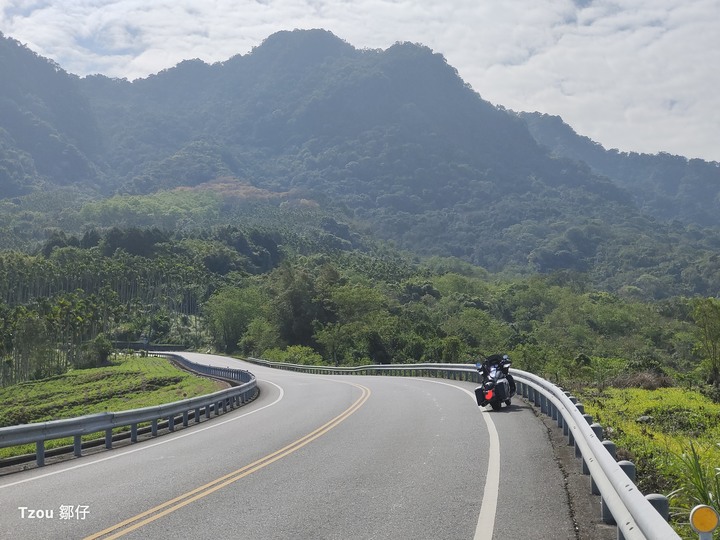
[0,353,579,539]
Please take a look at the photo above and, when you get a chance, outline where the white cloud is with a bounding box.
[1,0,718,161]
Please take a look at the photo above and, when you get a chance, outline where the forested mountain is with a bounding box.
[2,29,720,297]
[0,33,104,196]
[520,112,720,227]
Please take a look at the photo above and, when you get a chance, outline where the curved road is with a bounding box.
[0,353,576,539]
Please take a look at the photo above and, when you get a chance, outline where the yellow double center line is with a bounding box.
[86,382,371,540]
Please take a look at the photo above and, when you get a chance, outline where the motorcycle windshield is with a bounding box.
[488,365,499,380]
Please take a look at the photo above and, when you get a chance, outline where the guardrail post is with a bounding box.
[564,396,576,436]
[36,441,45,467]
[602,461,636,525]
[645,494,670,523]
[583,423,604,475]
[618,460,636,482]
[183,411,189,427]
[571,405,585,456]
[195,408,201,423]
[131,424,138,443]
[601,495,614,525]
[168,415,175,432]
[151,419,158,437]
[598,439,613,493]
[105,429,113,449]
[74,435,82,457]
[579,415,594,456]
[602,440,616,458]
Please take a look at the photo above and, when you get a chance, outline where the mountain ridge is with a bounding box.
[520,111,720,226]
[2,28,720,297]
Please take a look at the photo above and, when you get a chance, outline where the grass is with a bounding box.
[578,386,720,538]
[0,354,225,459]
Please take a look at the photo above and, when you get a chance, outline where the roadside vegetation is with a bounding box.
[577,386,720,536]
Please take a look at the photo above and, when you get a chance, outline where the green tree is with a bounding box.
[314,322,351,366]
[79,333,113,368]
[267,262,324,347]
[203,286,263,353]
[314,283,388,365]
[692,297,720,385]
[441,308,512,354]
[239,317,282,356]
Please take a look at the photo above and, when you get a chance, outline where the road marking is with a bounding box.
[474,407,500,540]
[415,379,500,540]
[0,379,285,490]
[84,382,371,540]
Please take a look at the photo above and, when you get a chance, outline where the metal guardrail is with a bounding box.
[245,358,680,540]
[512,369,680,540]
[0,354,257,467]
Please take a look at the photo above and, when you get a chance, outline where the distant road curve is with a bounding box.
[0,353,577,539]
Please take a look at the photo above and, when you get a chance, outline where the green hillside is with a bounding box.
[2,29,720,297]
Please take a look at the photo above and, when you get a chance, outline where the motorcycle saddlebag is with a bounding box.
[494,380,508,402]
[474,386,486,406]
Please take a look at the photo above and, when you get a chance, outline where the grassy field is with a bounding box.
[0,354,226,459]
[578,386,720,538]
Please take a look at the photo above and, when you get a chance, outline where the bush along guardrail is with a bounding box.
[245,358,680,540]
[0,354,257,468]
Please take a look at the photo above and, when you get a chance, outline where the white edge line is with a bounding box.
[0,379,285,490]
[414,378,499,540]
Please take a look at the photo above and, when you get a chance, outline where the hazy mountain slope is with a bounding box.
[520,111,720,226]
[73,30,641,270]
[0,32,104,194]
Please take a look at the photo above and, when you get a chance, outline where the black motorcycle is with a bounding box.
[475,354,515,410]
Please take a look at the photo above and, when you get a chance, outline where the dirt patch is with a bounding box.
[531,403,617,540]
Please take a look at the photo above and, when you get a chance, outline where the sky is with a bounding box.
[1,0,719,162]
